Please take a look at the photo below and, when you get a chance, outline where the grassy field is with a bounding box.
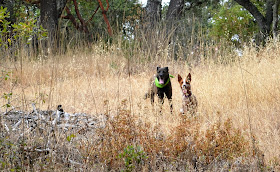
[1,42,280,171]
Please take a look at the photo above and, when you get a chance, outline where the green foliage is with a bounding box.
[11,4,47,44]
[1,71,11,80]
[12,22,47,44]
[1,70,13,109]
[119,145,147,172]
[66,134,76,142]
[209,3,258,46]
[0,7,11,48]
[0,5,47,52]
[2,93,12,108]
[0,7,10,32]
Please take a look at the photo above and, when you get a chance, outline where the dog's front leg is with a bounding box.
[158,92,164,114]
[168,99,173,114]
[150,91,155,105]
[166,90,173,114]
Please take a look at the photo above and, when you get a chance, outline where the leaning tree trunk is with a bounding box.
[40,0,59,53]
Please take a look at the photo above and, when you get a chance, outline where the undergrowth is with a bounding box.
[83,101,263,171]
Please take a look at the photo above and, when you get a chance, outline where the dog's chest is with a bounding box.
[181,94,197,113]
[182,95,192,106]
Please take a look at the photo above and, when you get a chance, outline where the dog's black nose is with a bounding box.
[183,84,190,89]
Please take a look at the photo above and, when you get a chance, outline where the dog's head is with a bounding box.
[156,66,169,84]
[178,73,192,95]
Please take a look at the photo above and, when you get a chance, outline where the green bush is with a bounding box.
[0,6,47,53]
[119,145,147,172]
[0,7,11,49]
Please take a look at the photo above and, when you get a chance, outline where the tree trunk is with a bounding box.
[145,0,162,27]
[166,0,185,60]
[165,0,185,37]
[40,0,58,53]
[57,0,67,18]
[166,0,185,21]
[273,0,280,39]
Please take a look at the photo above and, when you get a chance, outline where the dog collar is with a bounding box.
[155,74,174,88]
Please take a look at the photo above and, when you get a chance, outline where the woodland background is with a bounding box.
[1,0,280,58]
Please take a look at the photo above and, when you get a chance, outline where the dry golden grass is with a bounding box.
[1,41,280,170]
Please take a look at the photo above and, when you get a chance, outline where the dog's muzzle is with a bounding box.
[182,84,191,95]
[182,84,190,89]
[158,75,165,84]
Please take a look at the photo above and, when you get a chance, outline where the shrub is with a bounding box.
[119,145,147,172]
[85,102,261,170]
[195,118,250,165]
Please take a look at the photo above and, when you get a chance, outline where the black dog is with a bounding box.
[145,66,173,113]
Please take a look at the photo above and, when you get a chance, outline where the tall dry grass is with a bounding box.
[1,39,280,170]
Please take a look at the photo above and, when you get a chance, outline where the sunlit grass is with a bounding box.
[1,41,280,170]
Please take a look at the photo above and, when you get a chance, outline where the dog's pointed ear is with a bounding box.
[166,67,169,72]
[178,74,182,83]
[157,66,161,71]
[186,73,191,82]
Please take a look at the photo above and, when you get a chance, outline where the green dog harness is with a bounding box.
[155,74,174,88]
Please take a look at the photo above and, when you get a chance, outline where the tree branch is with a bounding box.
[73,0,84,25]
[31,0,40,4]
[97,0,113,36]
[64,6,81,31]
[86,5,100,24]
[234,0,270,34]
[73,0,88,33]
[105,0,109,11]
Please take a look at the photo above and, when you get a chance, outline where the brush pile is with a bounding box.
[0,105,106,171]
[1,105,103,136]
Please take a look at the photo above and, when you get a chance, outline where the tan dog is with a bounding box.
[178,73,197,115]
